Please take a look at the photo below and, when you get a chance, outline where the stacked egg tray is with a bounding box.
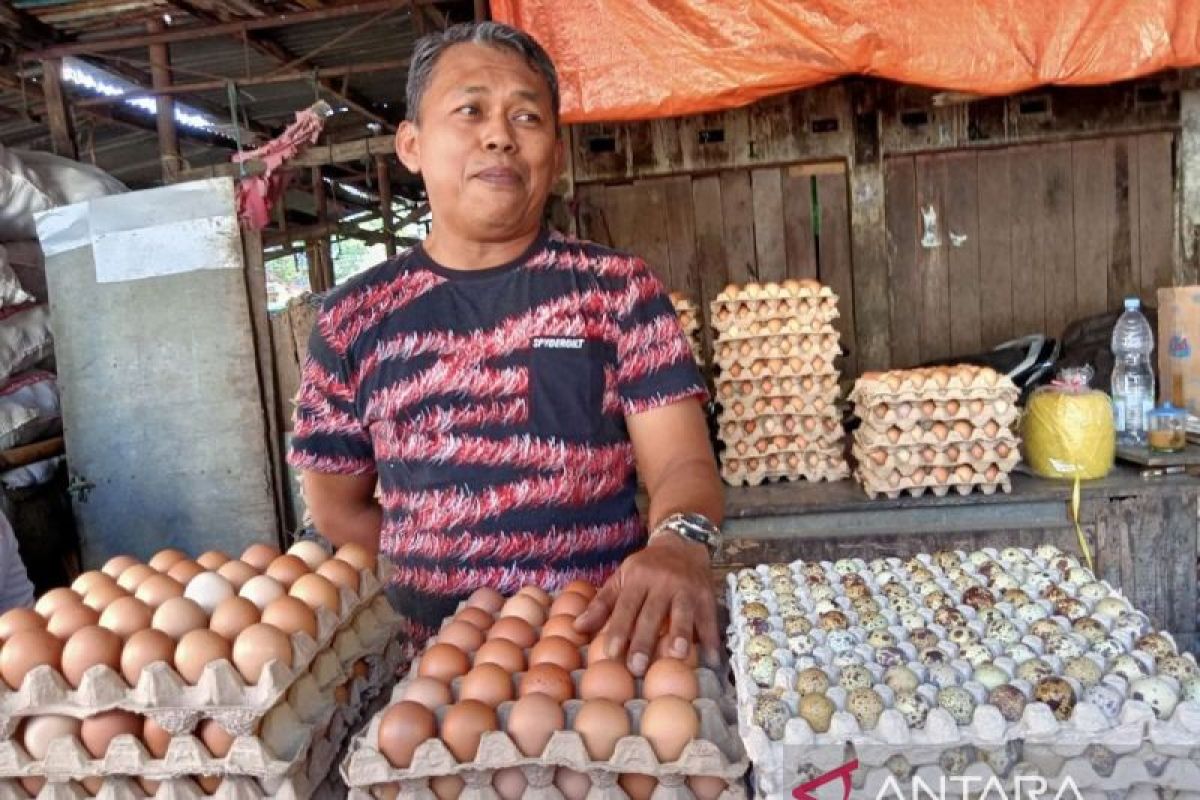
[342,586,749,800]
[725,545,1200,798]
[668,293,703,365]
[0,542,406,800]
[850,366,1022,499]
[711,281,848,487]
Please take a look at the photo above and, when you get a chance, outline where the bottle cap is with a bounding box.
[1124,297,1141,310]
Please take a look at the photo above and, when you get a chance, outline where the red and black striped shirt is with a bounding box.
[288,228,707,640]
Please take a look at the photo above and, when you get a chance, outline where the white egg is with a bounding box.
[239,575,286,610]
[183,572,235,615]
[287,540,330,570]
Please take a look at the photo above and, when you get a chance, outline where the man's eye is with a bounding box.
[457,105,479,116]
[515,112,541,123]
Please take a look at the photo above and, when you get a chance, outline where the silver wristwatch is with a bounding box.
[649,512,722,555]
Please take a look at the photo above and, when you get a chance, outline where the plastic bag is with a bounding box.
[1022,366,1114,480]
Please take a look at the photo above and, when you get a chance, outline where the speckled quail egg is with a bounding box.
[753,694,792,740]
[1109,654,1149,682]
[846,688,885,730]
[999,547,1026,565]
[1033,677,1077,721]
[1066,566,1092,585]
[783,615,813,636]
[738,572,764,592]
[1083,684,1124,719]
[1045,634,1087,660]
[1016,603,1049,624]
[743,601,771,621]
[853,598,881,617]
[1082,744,1116,778]
[795,667,830,695]
[770,577,797,596]
[1072,617,1108,645]
[982,741,1023,777]
[890,596,918,616]
[768,563,792,578]
[810,584,837,604]
[989,573,1020,593]
[860,614,889,634]
[1064,656,1103,688]
[1015,659,1054,683]
[833,558,859,575]
[919,648,949,666]
[934,607,966,628]
[923,591,952,611]
[777,596,804,616]
[909,628,938,650]
[839,664,874,692]
[868,558,889,574]
[969,550,994,566]
[1135,632,1177,660]
[910,569,937,586]
[832,652,864,669]
[937,687,977,725]
[875,646,907,669]
[933,551,959,571]
[1130,676,1180,720]
[845,583,872,602]
[1078,582,1109,602]
[1034,544,1062,560]
[962,587,996,611]
[745,618,773,637]
[788,633,817,657]
[840,572,865,589]
[826,630,859,654]
[903,557,924,574]
[1003,589,1032,607]
[1092,597,1129,619]
[928,663,962,689]
[949,626,980,647]
[1180,676,1200,703]
[1115,611,1149,634]
[867,630,896,649]
[813,600,839,616]
[798,692,836,733]
[900,612,927,631]
[746,634,778,658]
[884,665,920,693]
[1030,619,1064,640]
[819,610,850,631]
[1156,655,1197,682]
[880,583,908,602]
[875,569,898,585]
[973,663,1010,691]
[1006,643,1039,663]
[1026,571,1056,595]
[1055,598,1089,622]
[989,684,1028,722]
[802,563,826,579]
[950,574,978,593]
[884,754,913,780]
[1043,585,1070,604]
[749,654,779,687]
[985,619,1022,645]
[961,643,994,668]
[739,588,765,605]
[1091,637,1125,661]
[894,691,932,727]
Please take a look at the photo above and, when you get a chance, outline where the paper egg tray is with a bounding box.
[712,320,839,341]
[0,774,314,800]
[712,279,837,301]
[854,450,1021,481]
[0,589,403,738]
[854,470,1012,499]
[851,367,1018,399]
[722,430,845,458]
[719,359,838,381]
[854,419,1017,448]
[854,399,1020,430]
[715,376,840,401]
[717,398,842,423]
[854,437,1020,470]
[720,457,849,487]
[714,343,841,372]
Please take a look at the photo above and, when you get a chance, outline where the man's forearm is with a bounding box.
[313,500,383,552]
[646,456,725,531]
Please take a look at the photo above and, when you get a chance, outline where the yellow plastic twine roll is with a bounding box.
[1022,367,1115,481]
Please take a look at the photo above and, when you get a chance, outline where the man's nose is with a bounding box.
[482,115,517,153]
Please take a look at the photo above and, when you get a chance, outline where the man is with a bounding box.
[289,21,724,676]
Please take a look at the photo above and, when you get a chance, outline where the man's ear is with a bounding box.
[395,120,421,174]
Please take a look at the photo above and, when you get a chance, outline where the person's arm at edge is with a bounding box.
[302,471,384,552]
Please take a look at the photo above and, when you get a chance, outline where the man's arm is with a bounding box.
[302,471,384,551]
[575,397,724,674]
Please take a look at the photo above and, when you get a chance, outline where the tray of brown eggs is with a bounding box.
[0,774,318,800]
[713,336,841,373]
[0,542,400,736]
[710,282,839,328]
[715,376,840,404]
[668,293,703,365]
[719,453,850,488]
[725,546,1200,798]
[851,366,1019,405]
[717,397,841,423]
[343,583,748,800]
[854,441,1022,480]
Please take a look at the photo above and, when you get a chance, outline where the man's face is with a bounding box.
[396,42,563,244]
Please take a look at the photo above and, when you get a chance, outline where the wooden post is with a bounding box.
[847,82,891,372]
[310,167,335,291]
[146,19,181,182]
[474,0,488,22]
[40,58,77,160]
[375,155,397,258]
[1178,81,1200,286]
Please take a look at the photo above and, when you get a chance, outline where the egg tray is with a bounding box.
[717,360,839,381]
[712,280,838,302]
[348,773,748,800]
[0,591,404,738]
[853,419,1018,449]
[713,343,841,373]
[853,452,1021,482]
[851,368,1018,399]
[853,436,1020,470]
[853,398,1020,429]
[0,774,317,800]
[721,434,845,461]
[712,320,839,341]
[719,460,850,488]
[716,396,842,423]
[714,376,840,402]
[854,472,1012,500]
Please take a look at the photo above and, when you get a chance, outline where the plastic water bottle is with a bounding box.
[1111,297,1156,445]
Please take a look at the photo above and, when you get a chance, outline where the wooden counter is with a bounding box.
[717,467,1200,651]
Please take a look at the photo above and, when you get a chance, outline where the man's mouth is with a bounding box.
[475,166,522,186]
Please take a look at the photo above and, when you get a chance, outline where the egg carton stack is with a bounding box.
[343,582,748,800]
[710,280,848,487]
[668,293,703,366]
[0,540,407,800]
[850,366,1021,499]
[725,545,1200,798]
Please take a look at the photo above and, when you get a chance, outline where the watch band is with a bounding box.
[649,512,722,554]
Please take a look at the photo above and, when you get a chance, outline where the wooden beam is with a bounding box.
[375,155,397,258]
[146,19,182,182]
[39,58,77,159]
[174,134,402,182]
[309,166,335,291]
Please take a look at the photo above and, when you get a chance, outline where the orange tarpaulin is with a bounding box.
[490,0,1200,123]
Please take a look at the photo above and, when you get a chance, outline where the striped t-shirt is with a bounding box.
[288,228,707,640]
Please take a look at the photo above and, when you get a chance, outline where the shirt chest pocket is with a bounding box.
[528,337,611,440]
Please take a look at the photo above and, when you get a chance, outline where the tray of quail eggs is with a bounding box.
[727,545,1200,769]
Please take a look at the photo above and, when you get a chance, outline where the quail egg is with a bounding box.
[909,629,939,650]
[771,576,797,594]
[869,558,889,573]
[1130,676,1180,720]
[1083,684,1124,719]
[1026,571,1056,594]
[894,691,932,727]
[840,574,867,592]
[842,688,883,731]
[738,573,764,592]
[884,754,913,780]
[802,563,826,581]
[884,665,920,693]
[1030,619,1064,640]
[832,652,864,668]
[910,569,936,585]
[1115,611,1149,634]
[1067,567,1093,585]
[1082,744,1116,778]
[962,587,996,610]
[1003,589,1032,607]
[988,684,1028,722]
[1109,654,1149,682]
[861,614,889,633]
[923,591,952,611]
[1135,633,1177,660]
[798,692,836,733]
[768,563,792,578]
[961,643,994,668]
[867,630,896,649]
[745,634,777,658]
[928,663,962,689]
[1078,582,1109,602]
[1045,634,1087,660]
[948,626,979,647]
[788,633,817,657]
[937,686,977,725]
[973,663,1010,691]
[985,619,1022,645]
[1034,544,1062,560]
[777,596,804,616]
[795,667,830,695]
[826,630,859,654]
[1006,643,1039,663]
[1092,597,1129,619]
[853,599,881,617]
[1181,676,1200,703]
[745,618,773,637]
[838,664,874,692]
[813,600,839,616]
[1016,603,1049,624]
[1064,656,1103,688]
[950,574,978,593]
[977,608,1007,627]
[934,607,966,628]
[783,615,812,636]
[810,584,837,604]
[1156,655,1197,682]
[845,583,872,602]
[919,648,949,666]
[900,612,927,631]
[749,654,779,687]
[890,596,918,616]
[743,602,771,621]
[874,646,907,669]
[1015,659,1054,683]
[933,551,959,571]
[1091,637,1125,660]
[1072,617,1108,645]
[877,572,902,589]
[903,557,924,573]
[881,582,909,602]
[1000,547,1026,565]
[753,694,791,740]
[1054,598,1089,622]
[833,558,859,575]
[819,610,850,631]
[990,572,1020,592]
[1042,585,1070,604]
[969,550,994,566]
[1034,677,1077,721]
[981,741,1023,777]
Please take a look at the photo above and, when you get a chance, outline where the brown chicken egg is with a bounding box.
[259,596,318,640]
[34,588,79,619]
[141,716,174,759]
[418,643,470,683]
[586,629,619,664]
[441,700,498,762]
[579,658,636,704]
[241,543,282,572]
[82,583,127,613]
[96,596,151,640]
[174,629,233,684]
[530,636,582,672]
[22,715,81,759]
[438,620,485,653]
[287,540,329,570]
[459,663,515,707]
[197,719,238,758]
[574,698,630,760]
[151,597,208,640]
[430,775,465,799]
[332,542,376,573]
[47,603,100,639]
[102,555,139,578]
[541,614,587,645]
[378,701,437,768]
[689,776,729,800]
[134,574,184,608]
[209,597,261,640]
[114,564,156,593]
[196,551,231,571]
[465,586,505,614]
[79,710,141,758]
[556,768,591,800]
[216,560,258,590]
[518,585,553,607]
[500,594,547,628]
[316,558,360,594]
[454,606,494,631]
[289,573,341,615]
[120,628,175,686]
[402,676,454,710]
[240,575,286,610]
[72,570,115,596]
[62,625,122,687]
[0,607,44,639]
[266,555,310,588]
[148,549,188,572]
[519,663,574,702]
[643,658,699,701]
[493,767,527,800]
[562,580,597,600]
[506,692,565,756]
[473,638,526,673]
[232,623,293,684]
[641,696,699,762]
[485,616,537,649]
[620,774,658,800]
[167,560,205,586]
[549,592,590,618]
